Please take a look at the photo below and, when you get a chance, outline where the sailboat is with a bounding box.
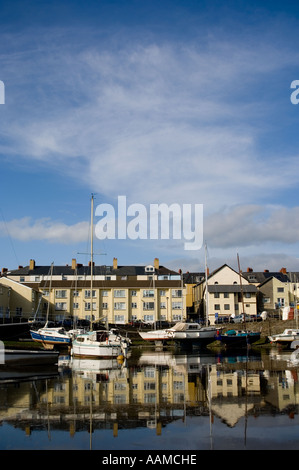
[71,194,130,358]
[166,245,218,348]
[215,254,261,348]
[30,263,72,349]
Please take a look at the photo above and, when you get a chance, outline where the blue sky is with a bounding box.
[1,0,299,273]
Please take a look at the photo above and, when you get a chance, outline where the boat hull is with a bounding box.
[71,343,123,358]
[268,329,299,346]
[215,330,261,347]
[71,330,128,358]
[30,329,71,346]
[138,329,170,342]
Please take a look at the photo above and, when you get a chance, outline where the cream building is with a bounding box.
[4,258,186,325]
[0,276,39,319]
[193,264,258,325]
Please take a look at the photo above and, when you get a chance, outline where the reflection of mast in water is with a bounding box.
[207,365,213,450]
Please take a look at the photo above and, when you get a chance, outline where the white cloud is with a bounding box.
[1,28,299,210]
[0,217,89,244]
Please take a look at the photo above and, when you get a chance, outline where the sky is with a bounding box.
[0,0,299,274]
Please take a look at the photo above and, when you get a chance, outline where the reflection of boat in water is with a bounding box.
[0,349,59,383]
[2,349,59,366]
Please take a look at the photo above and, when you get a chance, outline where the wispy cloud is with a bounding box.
[0,217,89,244]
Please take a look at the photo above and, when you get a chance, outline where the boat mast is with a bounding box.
[45,262,54,328]
[205,244,209,326]
[237,253,246,329]
[90,194,94,330]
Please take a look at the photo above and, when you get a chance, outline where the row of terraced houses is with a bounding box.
[0,257,298,326]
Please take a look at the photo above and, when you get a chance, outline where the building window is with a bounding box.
[160,302,166,309]
[73,302,79,310]
[114,302,126,310]
[214,304,220,310]
[84,302,96,311]
[159,290,166,296]
[224,304,230,310]
[102,290,109,297]
[172,289,182,297]
[245,292,251,298]
[172,301,182,310]
[102,302,108,309]
[143,302,154,310]
[85,290,96,298]
[131,290,137,296]
[224,292,229,298]
[277,287,284,293]
[115,314,125,323]
[55,290,67,298]
[143,290,154,297]
[214,292,220,298]
[55,302,67,311]
[114,290,126,297]
[131,302,137,309]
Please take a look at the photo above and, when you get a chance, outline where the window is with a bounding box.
[245,292,251,298]
[73,290,79,297]
[55,302,67,311]
[56,290,67,298]
[224,292,229,298]
[214,304,220,310]
[85,302,96,311]
[224,304,230,310]
[277,287,284,293]
[143,290,154,297]
[85,290,96,298]
[159,290,166,296]
[160,302,166,309]
[214,292,220,298]
[172,301,182,310]
[115,314,125,323]
[102,290,109,297]
[102,303,108,309]
[143,302,154,310]
[20,276,25,282]
[131,290,137,296]
[114,290,126,298]
[73,302,79,309]
[114,302,126,310]
[172,289,182,297]
[131,302,137,309]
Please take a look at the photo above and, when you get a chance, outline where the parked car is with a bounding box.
[215,316,230,324]
[232,314,252,323]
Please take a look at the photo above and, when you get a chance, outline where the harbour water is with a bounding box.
[0,346,299,451]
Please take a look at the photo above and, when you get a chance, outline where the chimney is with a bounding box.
[113,257,118,270]
[264,269,269,273]
[154,258,159,270]
[72,258,77,270]
[1,268,7,274]
[247,267,253,272]
[280,267,287,274]
[29,259,35,270]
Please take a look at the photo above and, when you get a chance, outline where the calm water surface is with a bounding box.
[0,346,299,450]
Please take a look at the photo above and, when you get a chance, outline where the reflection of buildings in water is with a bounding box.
[1,352,299,438]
